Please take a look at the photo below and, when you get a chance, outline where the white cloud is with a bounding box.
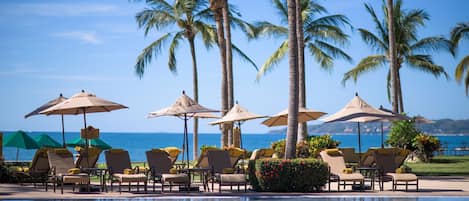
[54,31,101,44]
[2,3,120,17]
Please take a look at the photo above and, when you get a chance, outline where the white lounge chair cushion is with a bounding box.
[337,173,364,181]
[113,173,147,183]
[387,173,418,181]
[219,173,246,184]
[161,173,189,184]
[59,173,90,184]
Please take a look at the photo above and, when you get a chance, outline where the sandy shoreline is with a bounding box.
[1,176,469,199]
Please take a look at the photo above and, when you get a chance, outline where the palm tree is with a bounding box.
[255,0,351,142]
[210,0,229,147]
[222,0,234,146]
[387,0,399,113]
[134,0,216,159]
[343,0,452,113]
[451,22,469,95]
[285,0,299,159]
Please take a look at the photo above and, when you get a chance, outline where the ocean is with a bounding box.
[2,131,468,162]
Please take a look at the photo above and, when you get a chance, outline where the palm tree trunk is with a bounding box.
[211,0,228,147]
[188,37,200,160]
[285,0,299,159]
[296,0,307,143]
[397,68,405,113]
[223,0,234,146]
[387,0,399,113]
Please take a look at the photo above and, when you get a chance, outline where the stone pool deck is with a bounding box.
[1,176,468,199]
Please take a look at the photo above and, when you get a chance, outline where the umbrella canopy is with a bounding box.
[3,130,39,161]
[321,93,395,164]
[210,103,266,125]
[25,94,68,147]
[415,115,434,124]
[40,90,128,128]
[67,138,112,150]
[148,91,218,168]
[262,107,326,127]
[35,134,62,148]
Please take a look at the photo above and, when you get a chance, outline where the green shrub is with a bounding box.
[308,134,340,157]
[413,133,440,163]
[387,119,420,150]
[248,158,328,192]
[270,139,286,158]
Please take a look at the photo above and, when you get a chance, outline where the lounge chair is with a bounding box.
[224,146,247,170]
[373,149,418,191]
[207,150,247,192]
[104,149,147,193]
[320,149,364,191]
[162,147,181,165]
[145,149,189,192]
[15,148,51,188]
[47,148,90,194]
[194,147,223,169]
[249,148,274,160]
[339,147,360,167]
[75,147,101,169]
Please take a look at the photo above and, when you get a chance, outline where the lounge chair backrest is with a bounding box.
[30,148,50,173]
[319,149,346,176]
[76,147,101,169]
[47,148,75,175]
[146,149,172,175]
[373,151,399,175]
[207,150,232,174]
[339,147,359,164]
[105,149,131,174]
[195,147,222,168]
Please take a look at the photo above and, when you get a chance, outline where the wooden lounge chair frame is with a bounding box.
[373,150,418,192]
[15,148,51,189]
[47,148,90,194]
[104,149,147,194]
[320,149,364,192]
[207,150,247,192]
[145,149,189,192]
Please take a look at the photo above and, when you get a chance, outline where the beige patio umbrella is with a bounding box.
[322,93,395,162]
[210,102,267,148]
[40,90,128,128]
[25,93,68,147]
[148,91,218,168]
[262,107,326,127]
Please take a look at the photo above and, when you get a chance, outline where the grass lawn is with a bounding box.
[405,155,469,176]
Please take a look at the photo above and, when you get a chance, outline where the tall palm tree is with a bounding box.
[285,0,299,159]
[451,22,469,95]
[135,0,216,159]
[222,0,234,146]
[387,0,399,113]
[343,0,452,113]
[210,0,229,147]
[255,0,351,142]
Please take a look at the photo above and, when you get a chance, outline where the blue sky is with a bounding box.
[1,0,468,134]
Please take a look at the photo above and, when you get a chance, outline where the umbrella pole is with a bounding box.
[61,114,66,148]
[184,113,189,168]
[357,122,361,167]
[381,121,384,149]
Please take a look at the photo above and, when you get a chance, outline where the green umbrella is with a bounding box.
[3,130,39,161]
[67,138,111,150]
[35,134,62,148]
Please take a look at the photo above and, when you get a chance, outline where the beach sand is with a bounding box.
[1,176,468,199]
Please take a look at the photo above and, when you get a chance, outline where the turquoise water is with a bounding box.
[2,131,468,162]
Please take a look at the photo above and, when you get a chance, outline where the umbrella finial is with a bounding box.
[59,93,63,97]
[81,89,85,93]
[355,92,358,96]
[182,90,185,95]
[235,100,238,104]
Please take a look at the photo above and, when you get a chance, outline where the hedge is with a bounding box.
[248,158,328,192]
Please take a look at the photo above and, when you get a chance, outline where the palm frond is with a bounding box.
[407,54,448,79]
[134,33,172,78]
[254,21,288,39]
[455,55,469,82]
[313,40,352,63]
[307,43,334,69]
[411,36,454,55]
[306,24,349,45]
[146,0,174,11]
[272,0,288,24]
[450,22,469,51]
[307,14,351,29]
[168,31,185,73]
[386,70,391,102]
[342,55,387,84]
[358,28,387,53]
[364,3,387,41]
[193,21,216,49]
[136,8,176,36]
[257,40,288,79]
[232,44,259,71]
